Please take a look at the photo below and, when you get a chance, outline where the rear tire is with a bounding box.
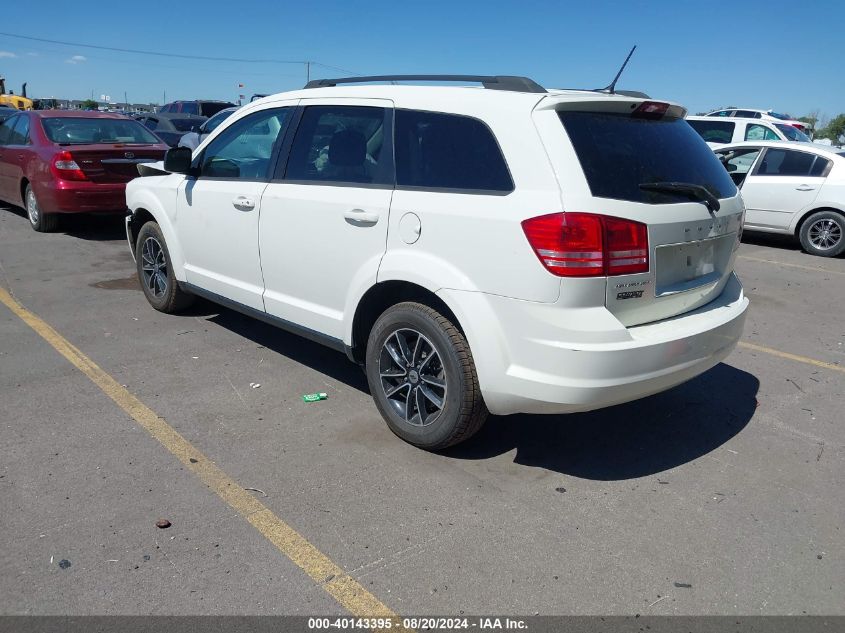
[365,302,488,450]
[25,185,59,233]
[135,221,194,313]
[799,210,845,257]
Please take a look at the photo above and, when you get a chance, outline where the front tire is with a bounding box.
[25,185,59,233]
[135,221,194,313]
[365,302,488,450]
[799,211,845,257]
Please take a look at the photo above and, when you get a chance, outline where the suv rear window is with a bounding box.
[560,111,736,203]
[687,119,734,144]
[395,110,513,192]
[200,102,236,117]
[558,111,736,204]
[41,117,161,145]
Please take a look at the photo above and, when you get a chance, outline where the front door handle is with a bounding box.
[343,208,379,225]
[795,185,815,191]
[232,196,255,210]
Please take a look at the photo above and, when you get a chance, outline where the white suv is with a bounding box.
[687,115,811,147]
[125,75,749,449]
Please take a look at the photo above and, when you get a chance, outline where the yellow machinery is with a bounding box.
[0,76,34,110]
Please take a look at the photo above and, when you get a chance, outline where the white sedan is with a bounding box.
[715,141,845,257]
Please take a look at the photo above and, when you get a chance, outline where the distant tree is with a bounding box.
[815,114,845,144]
[80,99,98,110]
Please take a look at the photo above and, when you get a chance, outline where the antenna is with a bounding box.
[599,45,637,94]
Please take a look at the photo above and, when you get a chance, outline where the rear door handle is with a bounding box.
[795,185,815,191]
[343,208,380,225]
[232,196,255,210]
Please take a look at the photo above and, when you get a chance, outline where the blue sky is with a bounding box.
[0,0,842,120]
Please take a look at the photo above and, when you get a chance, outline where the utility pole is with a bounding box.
[124,91,128,109]
[306,61,311,83]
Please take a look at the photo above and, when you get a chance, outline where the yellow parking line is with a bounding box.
[0,287,397,621]
[738,255,845,276]
[738,341,845,374]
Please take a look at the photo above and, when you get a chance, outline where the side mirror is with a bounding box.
[163,146,194,174]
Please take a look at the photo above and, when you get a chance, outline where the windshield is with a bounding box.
[559,111,737,204]
[42,117,161,145]
[204,109,236,134]
[170,118,201,132]
[774,124,811,142]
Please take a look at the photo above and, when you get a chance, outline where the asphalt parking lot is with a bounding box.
[0,206,842,617]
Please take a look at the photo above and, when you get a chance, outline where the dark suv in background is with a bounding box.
[158,100,235,117]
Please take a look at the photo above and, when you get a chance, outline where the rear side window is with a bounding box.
[687,119,734,144]
[810,157,831,176]
[395,110,513,192]
[10,115,30,144]
[560,111,736,203]
[757,149,816,176]
[284,105,390,185]
[181,103,198,115]
[0,116,18,145]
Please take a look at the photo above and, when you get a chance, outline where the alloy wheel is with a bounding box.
[140,236,168,298]
[807,218,842,251]
[26,189,40,226]
[379,328,447,426]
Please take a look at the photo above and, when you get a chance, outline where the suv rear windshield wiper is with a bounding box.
[639,182,721,212]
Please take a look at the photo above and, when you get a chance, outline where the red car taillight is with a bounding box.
[522,213,649,277]
[51,151,87,181]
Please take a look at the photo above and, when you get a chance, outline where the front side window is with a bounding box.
[687,119,734,144]
[561,111,737,203]
[757,149,815,176]
[199,107,290,180]
[745,124,780,141]
[284,105,389,185]
[181,103,198,115]
[395,110,513,192]
[718,148,761,175]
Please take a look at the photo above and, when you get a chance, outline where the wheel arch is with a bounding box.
[126,191,187,281]
[792,206,845,236]
[348,280,464,364]
[19,178,30,206]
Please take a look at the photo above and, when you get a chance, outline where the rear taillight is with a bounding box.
[51,151,87,181]
[522,213,649,277]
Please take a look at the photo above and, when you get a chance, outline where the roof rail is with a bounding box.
[304,75,547,94]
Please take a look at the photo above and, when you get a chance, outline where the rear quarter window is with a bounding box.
[560,111,737,203]
[395,110,513,192]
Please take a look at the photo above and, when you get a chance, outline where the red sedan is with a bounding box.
[0,110,168,232]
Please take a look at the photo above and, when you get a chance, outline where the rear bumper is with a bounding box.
[35,179,128,214]
[440,273,749,415]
